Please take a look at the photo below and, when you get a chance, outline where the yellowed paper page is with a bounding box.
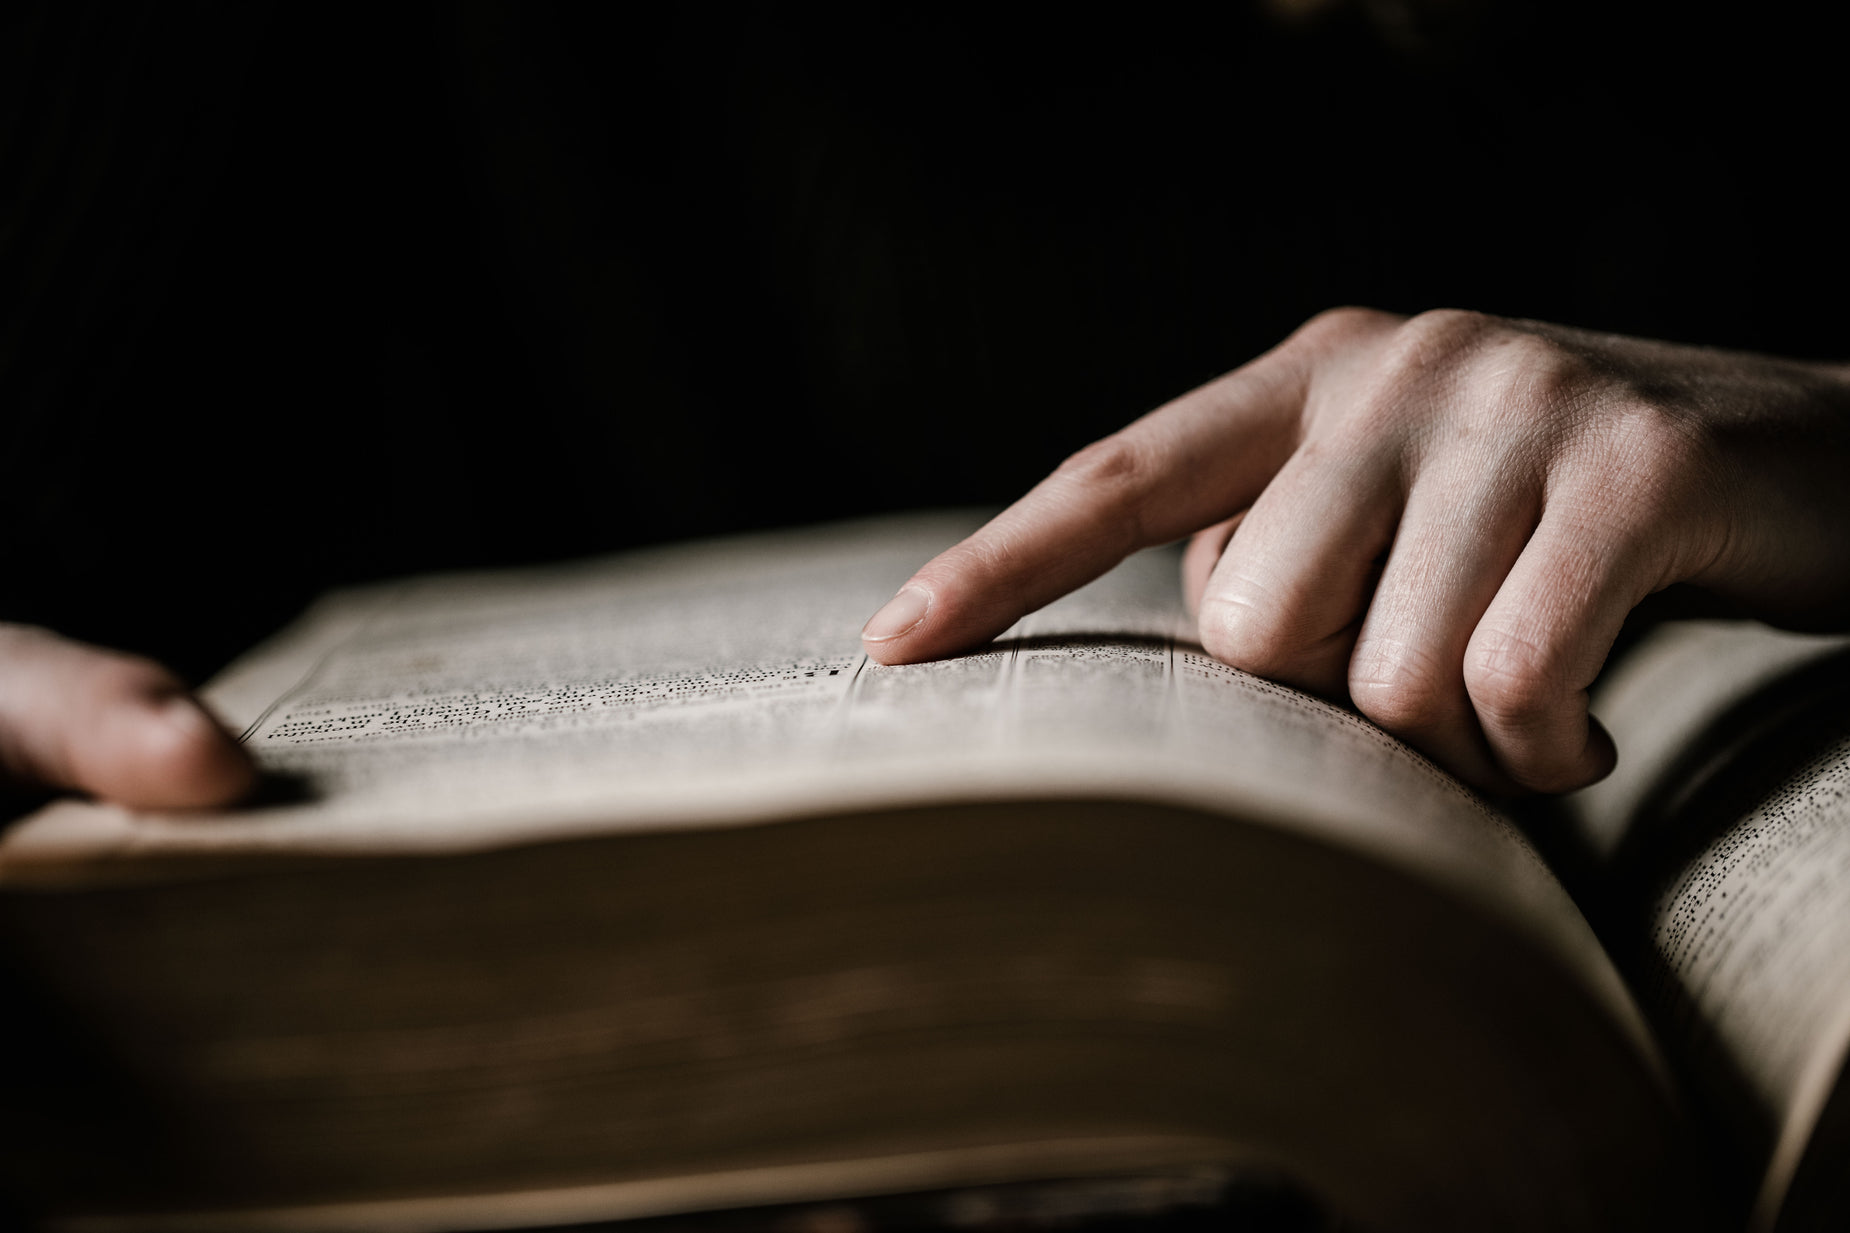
[0,512,1651,1065]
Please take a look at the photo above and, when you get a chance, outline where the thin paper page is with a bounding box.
[0,514,1640,1051]
[1569,621,1850,862]
[1642,737,1850,1228]
[1568,621,1850,1227]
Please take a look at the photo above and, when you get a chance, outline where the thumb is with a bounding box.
[0,624,255,810]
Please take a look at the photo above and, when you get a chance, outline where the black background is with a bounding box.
[3,0,1846,682]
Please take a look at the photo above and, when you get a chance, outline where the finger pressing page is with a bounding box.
[1462,496,1657,793]
[0,625,255,809]
[1195,435,1401,701]
[1182,514,1244,619]
[1344,464,1542,792]
[863,347,1312,664]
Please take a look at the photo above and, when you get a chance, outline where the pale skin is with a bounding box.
[862,308,1850,795]
[0,624,253,810]
[5,307,1849,809]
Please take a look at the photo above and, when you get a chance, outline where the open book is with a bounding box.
[2,512,1848,1232]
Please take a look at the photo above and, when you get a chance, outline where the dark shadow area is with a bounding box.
[237,768,321,810]
[5,1,1847,683]
[0,928,180,1220]
[1598,648,1850,919]
[1779,1057,1850,1233]
[539,1171,1335,1233]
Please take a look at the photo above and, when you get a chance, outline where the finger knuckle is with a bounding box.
[1391,308,1497,369]
[1052,434,1157,548]
[1348,642,1453,733]
[1327,384,1410,448]
[1486,335,1588,415]
[916,539,1013,598]
[1573,398,1729,560]
[1607,395,1719,478]
[1331,310,1501,443]
[1056,433,1145,482]
[1289,305,1397,351]
[1463,626,1561,729]
[1197,585,1300,679]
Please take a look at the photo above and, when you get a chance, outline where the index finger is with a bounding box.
[860,340,1314,665]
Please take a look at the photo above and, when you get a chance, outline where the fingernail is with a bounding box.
[862,587,931,642]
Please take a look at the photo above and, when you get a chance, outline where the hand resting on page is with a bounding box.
[6,308,1849,811]
[862,308,1850,795]
[0,624,253,811]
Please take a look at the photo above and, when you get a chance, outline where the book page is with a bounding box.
[0,512,1642,1049]
[1643,735,1850,1231]
[1570,622,1850,863]
[1566,622,1850,1229]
